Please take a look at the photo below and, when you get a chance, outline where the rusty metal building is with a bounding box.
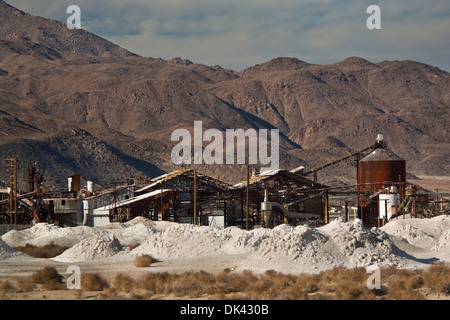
[231,169,329,228]
[357,147,406,227]
[134,169,230,226]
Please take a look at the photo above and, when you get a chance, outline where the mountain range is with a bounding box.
[0,0,449,191]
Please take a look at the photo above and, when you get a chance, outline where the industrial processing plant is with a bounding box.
[1,135,446,232]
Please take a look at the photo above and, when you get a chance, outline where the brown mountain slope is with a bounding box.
[0,0,134,58]
[210,57,450,178]
[0,1,448,190]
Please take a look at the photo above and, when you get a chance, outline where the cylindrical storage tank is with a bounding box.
[86,181,94,194]
[357,147,406,227]
[67,177,72,192]
[358,148,406,195]
[70,175,81,192]
[379,193,401,220]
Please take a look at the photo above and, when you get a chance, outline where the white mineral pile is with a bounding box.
[1,215,449,274]
[0,238,24,260]
[2,223,102,248]
[131,218,432,273]
[53,234,123,263]
[380,215,450,262]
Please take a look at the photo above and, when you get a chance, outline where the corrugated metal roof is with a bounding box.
[232,169,327,190]
[135,169,230,193]
[361,148,404,162]
[94,189,171,212]
[135,170,190,193]
[83,184,133,200]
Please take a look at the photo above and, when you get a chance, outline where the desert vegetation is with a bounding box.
[13,243,69,258]
[134,254,156,268]
[0,263,448,300]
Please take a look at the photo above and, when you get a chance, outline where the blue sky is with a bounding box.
[9,0,450,71]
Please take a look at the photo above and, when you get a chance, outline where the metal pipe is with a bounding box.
[344,201,348,223]
[160,184,163,221]
[246,165,249,231]
[194,169,197,225]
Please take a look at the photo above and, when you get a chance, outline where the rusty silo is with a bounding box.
[357,135,406,227]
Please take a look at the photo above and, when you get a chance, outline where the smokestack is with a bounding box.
[261,189,272,227]
[86,181,94,194]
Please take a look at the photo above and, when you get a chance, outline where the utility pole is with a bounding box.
[5,158,18,224]
[193,169,197,225]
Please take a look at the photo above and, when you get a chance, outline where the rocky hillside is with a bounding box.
[0,1,448,190]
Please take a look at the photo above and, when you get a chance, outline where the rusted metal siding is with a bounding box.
[357,148,406,227]
[358,159,406,194]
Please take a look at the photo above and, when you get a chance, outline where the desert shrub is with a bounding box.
[42,278,65,290]
[138,272,170,295]
[14,242,69,258]
[113,273,135,293]
[421,263,450,294]
[134,254,155,268]
[96,287,121,300]
[0,280,17,294]
[31,267,63,285]
[15,278,36,293]
[81,273,109,291]
[169,273,198,297]
[408,275,424,290]
[168,271,215,297]
[226,270,257,293]
[30,266,65,290]
[338,286,363,299]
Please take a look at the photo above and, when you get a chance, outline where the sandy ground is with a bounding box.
[410,176,450,195]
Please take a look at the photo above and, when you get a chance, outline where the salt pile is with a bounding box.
[381,215,450,262]
[53,234,123,263]
[0,238,21,260]
[2,223,102,248]
[105,221,157,248]
[131,217,438,273]
[1,215,449,273]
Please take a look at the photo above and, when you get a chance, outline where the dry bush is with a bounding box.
[258,273,303,300]
[421,263,450,295]
[96,287,122,300]
[15,263,444,300]
[138,272,170,295]
[226,270,257,294]
[113,273,136,293]
[381,268,428,300]
[134,254,155,268]
[15,278,36,293]
[385,273,425,300]
[322,266,368,284]
[81,273,109,291]
[13,242,69,258]
[0,280,17,295]
[31,267,63,289]
[334,284,373,300]
[167,273,194,297]
[42,278,65,290]
[168,271,216,298]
